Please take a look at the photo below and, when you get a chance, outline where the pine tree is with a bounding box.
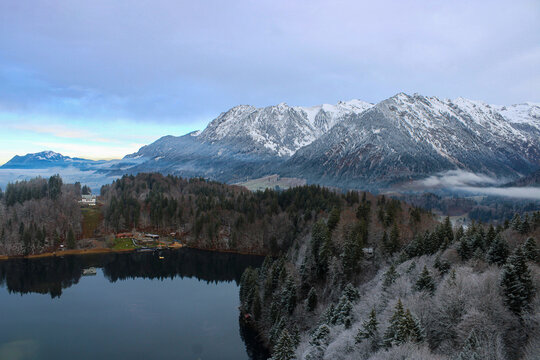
[454,225,465,242]
[384,299,405,347]
[487,234,509,265]
[519,214,530,235]
[382,264,399,290]
[455,330,481,360]
[484,225,496,249]
[356,307,378,342]
[342,283,360,303]
[320,304,335,325]
[434,255,451,275]
[253,290,262,320]
[305,287,318,312]
[310,324,330,346]
[327,207,341,232]
[381,231,389,252]
[332,295,354,328]
[442,216,453,245]
[415,266,435,295]
[402,309,424,342]
[511,213,522,231]
[523,237,538,262]
[500,248,535,316]
[307,324,330,360]
[458,236,473,261]
[66,228,76,249]
[281,276,297,315]
[386,223,400,254]
[384,299,424,347]
[317,233,333,279]
[271,329,296,360]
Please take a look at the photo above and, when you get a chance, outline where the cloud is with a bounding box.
[413,169,501,188]
[460,186,540,200]
[408,170,540,200]
[10,123,97,140]
[0,0,539,127]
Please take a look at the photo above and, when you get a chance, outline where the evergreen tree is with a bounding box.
[402,309,424,343]
[384,299,424,347]
[271,329,296,360]
[307,324,330,360]
[309,324,330,347]
[406,261,416,274]
[386,223,400,254]
[484,225,496,249]
[519,214,530,235]
[487,234,509,265]
[500,248,535,316]
[327,207,341,232]
[305,287,317,312]
[66,228,76,249]
[523,237,538,262]
[342,230,362,277]
[253,290,262,320]
[382,264,399,290]
[454,225,465,242]
[356,307,379,342]
[384,299,405,347]
[458,236,473,261]
[342,283,360,303]
[332,295,354,328]
[48,174,63,200]
[434,255,451,275]
[415,266,435,295]
[511,213,522,231]
[442,216,453,245]
[281,276,297,314]
[317,233,333,279]
[455,330,481,360]
[381,231,389,253]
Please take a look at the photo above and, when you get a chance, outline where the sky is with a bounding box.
[0,0,539,164]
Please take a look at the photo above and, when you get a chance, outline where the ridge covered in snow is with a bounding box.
[198,100,374,157]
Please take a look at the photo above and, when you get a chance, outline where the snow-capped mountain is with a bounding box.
[122,100,374,182]
[0,151,100,169]
[198,100,373,157]
[283,93,540,188]
[3,94,539,191]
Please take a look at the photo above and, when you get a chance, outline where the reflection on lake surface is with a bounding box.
[0,249,269,360]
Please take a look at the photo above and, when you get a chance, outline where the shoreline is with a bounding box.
[0,244,268,261]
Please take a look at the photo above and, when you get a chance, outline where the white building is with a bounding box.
[80,194,97,206]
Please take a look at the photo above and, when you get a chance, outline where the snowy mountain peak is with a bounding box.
[200,99,373,157]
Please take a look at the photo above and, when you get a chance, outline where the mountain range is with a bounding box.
[2,93,540,191]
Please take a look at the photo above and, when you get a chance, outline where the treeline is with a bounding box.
[239,197,540,360]
[100,173,358,254]
[0,176,82,255]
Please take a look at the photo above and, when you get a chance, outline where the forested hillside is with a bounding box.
[0,175,82,255]
[239,196,540,360]
[99,173,434,254]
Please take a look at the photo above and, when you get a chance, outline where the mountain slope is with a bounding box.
[282,93,540,189]
[122,100,374,182]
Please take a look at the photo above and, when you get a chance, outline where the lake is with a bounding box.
[0,249,269,360]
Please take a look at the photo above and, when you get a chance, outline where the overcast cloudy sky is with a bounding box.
[0,0,539,163]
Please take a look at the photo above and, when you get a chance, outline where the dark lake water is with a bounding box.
[0,249,269,360]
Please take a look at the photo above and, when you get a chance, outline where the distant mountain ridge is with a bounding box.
[3,94,540,191]
[0,151,101,169]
